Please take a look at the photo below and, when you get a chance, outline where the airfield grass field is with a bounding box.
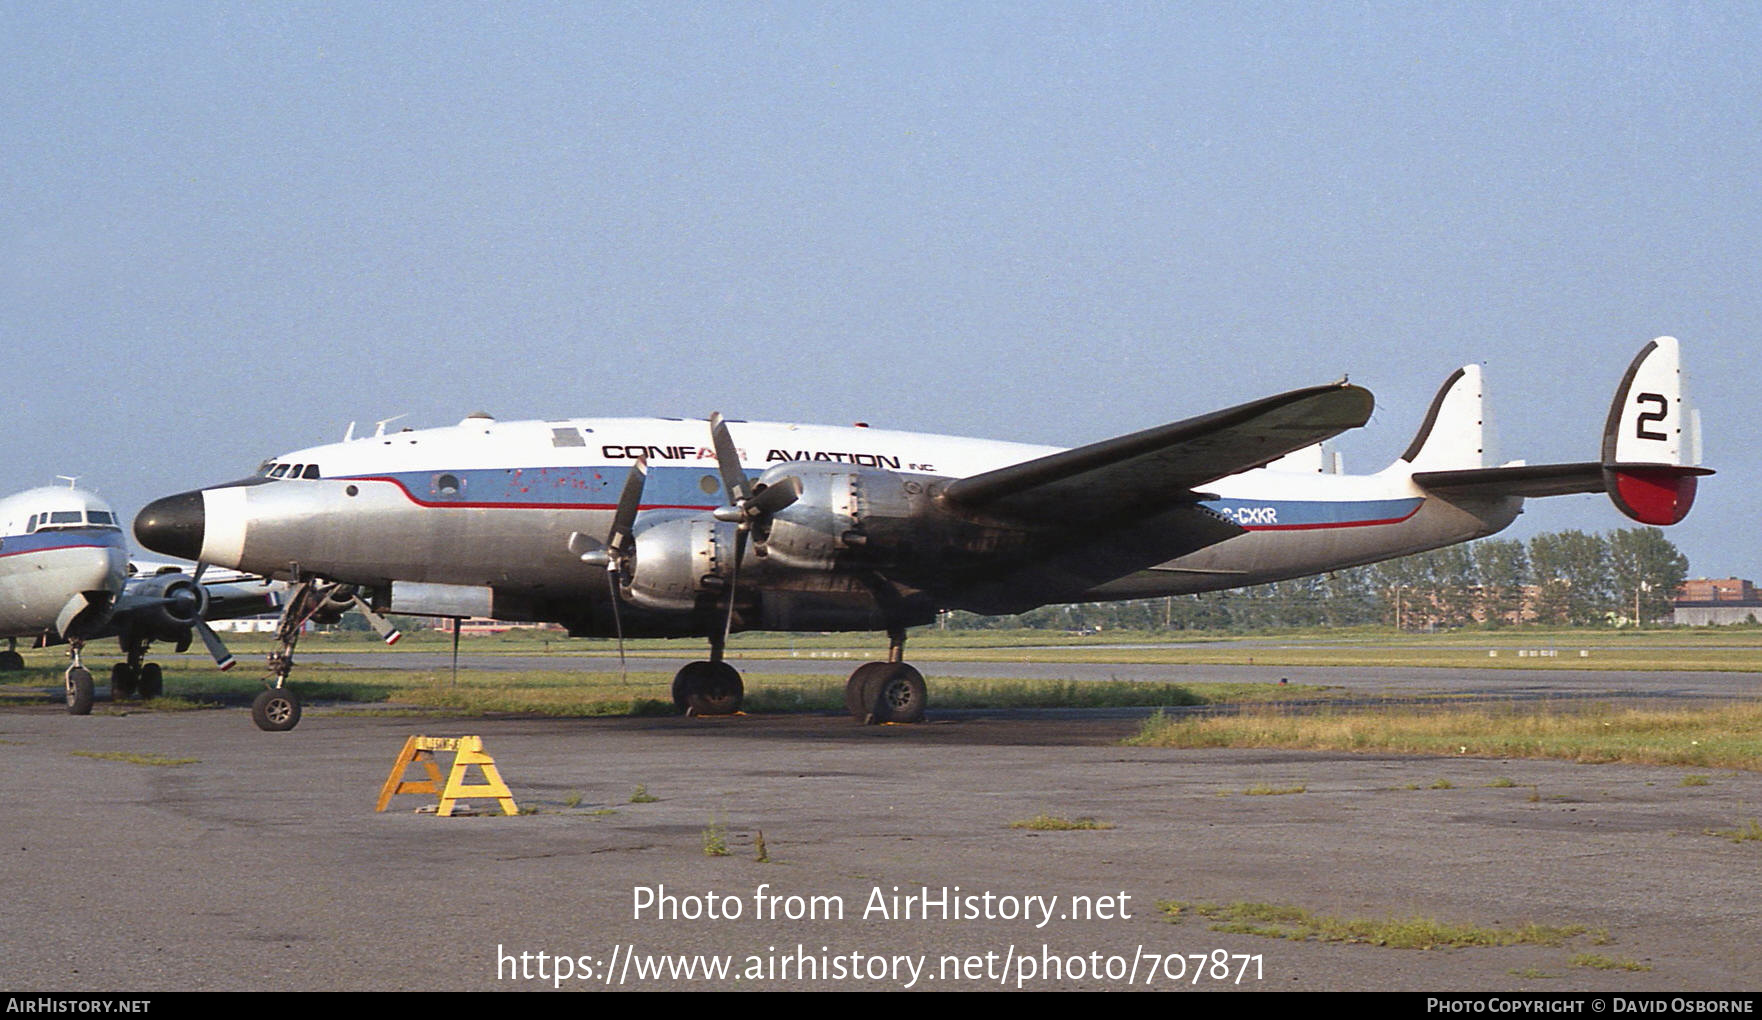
[5,625,1760,769]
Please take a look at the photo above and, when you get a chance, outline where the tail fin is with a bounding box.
[1410,338,1710,525]
[1397,364,1488,473]
[1601,336,1705,525]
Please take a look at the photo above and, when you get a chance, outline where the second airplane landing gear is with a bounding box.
[109,640,165,701]
[64,638,93,715]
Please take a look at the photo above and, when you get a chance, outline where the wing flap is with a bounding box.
[941,382,1374,524]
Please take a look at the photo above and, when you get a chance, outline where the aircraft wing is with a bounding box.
[941,382,1375,524]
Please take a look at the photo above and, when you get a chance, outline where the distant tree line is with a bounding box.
[942,527,1692,632]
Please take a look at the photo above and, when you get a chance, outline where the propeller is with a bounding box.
[706,413,803,645]
[568,457,647,675]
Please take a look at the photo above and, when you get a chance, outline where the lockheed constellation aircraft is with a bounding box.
[0,484,281,712]
[135,339,1706,731]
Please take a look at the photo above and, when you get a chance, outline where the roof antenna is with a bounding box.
[372,414,407,438]
[56,475,79,489]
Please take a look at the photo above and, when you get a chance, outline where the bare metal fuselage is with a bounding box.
[180,417,1518,636]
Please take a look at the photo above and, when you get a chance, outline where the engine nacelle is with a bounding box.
[760,463,929,572]
[624,513,738,613]
[125,574,209,641]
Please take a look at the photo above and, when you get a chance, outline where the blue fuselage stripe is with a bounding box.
[333,468,1425,530]
[0,529,129,559]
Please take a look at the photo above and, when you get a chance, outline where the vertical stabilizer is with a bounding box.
[1601,336,1703,525]
[1398,364,1487,473]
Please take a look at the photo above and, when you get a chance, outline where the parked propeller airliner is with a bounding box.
[0,485,282,713]
[135,339,1707,731]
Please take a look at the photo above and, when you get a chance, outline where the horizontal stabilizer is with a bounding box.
[943,382,1373,525]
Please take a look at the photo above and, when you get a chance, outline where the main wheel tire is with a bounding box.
[65,667,94,715]
[0,649,25,671]
[251,688,302,731]
[844,662,890,720]
[138,663,164,699]
[674,661,743,715]
[111,663,137,700]
[861,663,927,724]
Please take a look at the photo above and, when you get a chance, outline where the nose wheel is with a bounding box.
[65,666,94,715]
[63,639,94,715]
[251,688,302,731]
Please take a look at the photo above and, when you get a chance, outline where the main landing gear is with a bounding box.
[841,625,926,724]
[671,625,927,725]
[671,631,745,716]
[108,640,165,702]
[0,638,24,671]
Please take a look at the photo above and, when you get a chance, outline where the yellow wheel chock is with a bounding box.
[376,735,519,816]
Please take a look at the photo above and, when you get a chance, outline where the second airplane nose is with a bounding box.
[134,491,206,562]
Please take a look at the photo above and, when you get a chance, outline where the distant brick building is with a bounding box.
[1673,578,1762,626]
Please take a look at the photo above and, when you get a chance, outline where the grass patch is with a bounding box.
[1486,777,1518,788]
[1680,774,1711,787]
[1242,784,1306,796]
[630,785,658,803]
[1707,818,1762,843]
[1127,704,1762,770]
[702,816,730,857]
[1009,813,1115,831]
[1569,953,1651,972]
[1159,900,1588,950]
[1430,778,1455,790]
[70,750,199,767]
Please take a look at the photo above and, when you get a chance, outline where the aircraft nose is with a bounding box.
[134,491,206,561]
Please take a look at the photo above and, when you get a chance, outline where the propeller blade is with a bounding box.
[721,524,747,648]
[709,413,751,506]
[748,474,803,516]
[607,457,647,567]
[348,594,403,645]
[193,620,236,671]
[605,566,627,679]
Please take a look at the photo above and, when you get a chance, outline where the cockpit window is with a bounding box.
[301,464,320,479]
[48,511,82,524]
[88,511,115,526]
[269,464,290,478]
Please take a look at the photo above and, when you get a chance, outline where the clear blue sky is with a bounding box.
[3,2,1756,578]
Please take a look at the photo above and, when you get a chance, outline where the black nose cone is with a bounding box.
[135,491,205,561]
